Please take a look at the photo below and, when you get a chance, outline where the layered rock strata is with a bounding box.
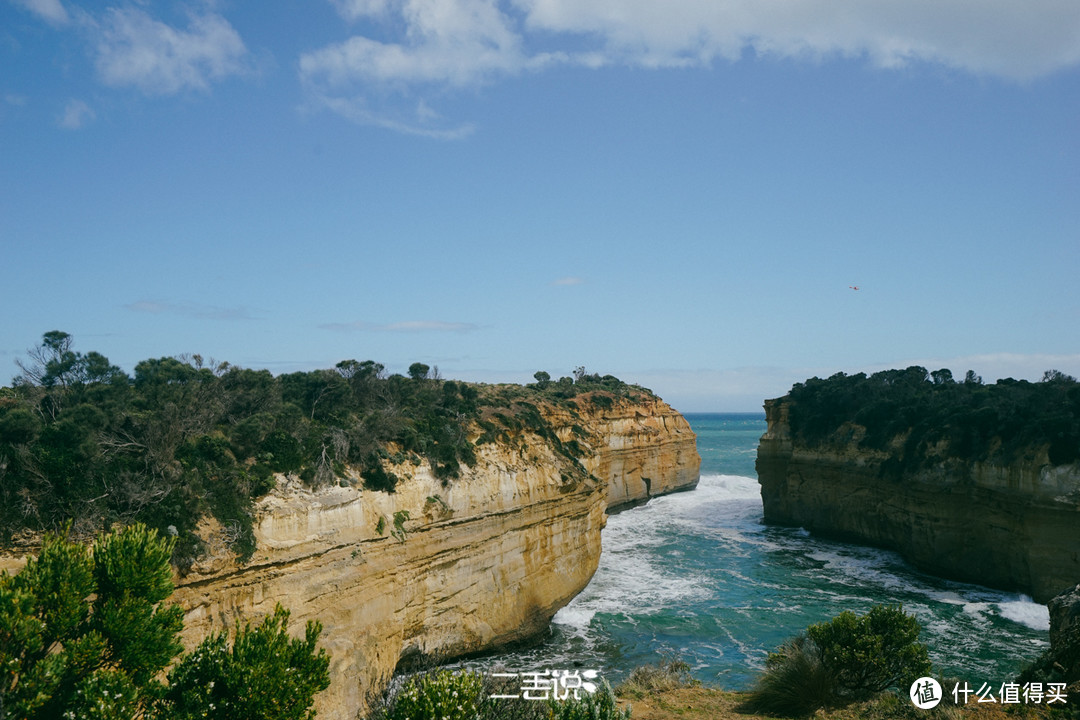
[548,395,701,510]
[757,398,1080,604]
[171,395,699,719]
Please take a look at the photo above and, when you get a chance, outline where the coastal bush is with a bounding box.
[744,605,930,716]
[0,524,329,720]
[0,332,492,560]
[807,604,930,693]
[373,669,485,720]
[160,605,330,720]
[368,669,631,720]
[545,681,630,720]
[616,656,698,699]
[2,332,655,566]
[742,635,839,716]
[783,366,1080,468]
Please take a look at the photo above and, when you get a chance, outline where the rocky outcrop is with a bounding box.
[1019,584,1080,698]
[547,395,700,510]
[170,394,699,719]
[757,398,1080,604]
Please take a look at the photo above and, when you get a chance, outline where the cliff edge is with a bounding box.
[757,389,1080,605]
[171,392,699,719]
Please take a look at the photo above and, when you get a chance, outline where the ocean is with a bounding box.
[475,413,1050,690]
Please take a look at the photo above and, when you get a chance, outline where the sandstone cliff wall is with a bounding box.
[548,395,700,510]
[757,398,1080,604]
[170,395,699,719]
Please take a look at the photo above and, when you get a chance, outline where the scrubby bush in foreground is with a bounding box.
[744,605,931,716]
[368,667,631,720]
[0,523,329,720]
[615,656,698,699]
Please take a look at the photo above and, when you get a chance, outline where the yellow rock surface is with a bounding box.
[169,394,700,719]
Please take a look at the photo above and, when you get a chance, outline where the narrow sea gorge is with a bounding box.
[482,413,1050,689]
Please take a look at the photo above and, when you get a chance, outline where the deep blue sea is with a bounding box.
[476,413,1050,690]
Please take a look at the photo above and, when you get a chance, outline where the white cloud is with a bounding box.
[512,0,1080,79]
[307,93,475,138]
[321,319,479,332]
[10,0,69,25]
[93,7,249,95]
[303,0,1080,131]
[125,300,253,320]
[330,0,395,21]
[57,98,94,129]
[301,0,527,88]
[552,276,584,286]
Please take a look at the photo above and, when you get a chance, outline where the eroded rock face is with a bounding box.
[756,398,1080,604]
[548,395,700,510]
[171,395,699,719]
[1021,584,1080,697]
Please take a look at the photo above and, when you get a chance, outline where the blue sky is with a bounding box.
[2,0,1078,411]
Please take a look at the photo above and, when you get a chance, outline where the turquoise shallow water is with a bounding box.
[473,413,1050,690]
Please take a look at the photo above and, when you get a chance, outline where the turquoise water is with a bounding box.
[479,413,1050,689]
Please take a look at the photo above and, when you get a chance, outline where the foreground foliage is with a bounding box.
[743,605,931,717]
[615,657,699,699]
[0,524,329,720]
[368,667,631,720]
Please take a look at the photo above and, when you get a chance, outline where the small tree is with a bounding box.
[930,369,954,385]
[745,605,931,716]
[161,605,330,720]
[533,371,551,389]
[0,524,182,719]
[806,604,930,693]
[408,363,431,381]
[0,525,330,720]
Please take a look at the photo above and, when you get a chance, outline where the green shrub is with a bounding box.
[744,605,931,717]
[807,604,930,693]
[0,525,329,720]
[380,669,484,720]
[161,604,330,720]
[742,635,839,717]
[546,681,630,720]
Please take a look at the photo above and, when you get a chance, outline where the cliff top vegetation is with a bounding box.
[777,366,1080,471]
[0,332,646,567]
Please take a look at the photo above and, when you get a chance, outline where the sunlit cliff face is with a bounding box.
[170,395,700,719]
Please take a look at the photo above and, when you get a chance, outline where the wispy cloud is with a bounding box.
[93,7,249,95]
[10,0,69,25]
[302,0,1080,132]
[305,94,475,139]
[320,320,479,333]
[125,300,255,321]
[57,98,94,129]
[552,276,584,286]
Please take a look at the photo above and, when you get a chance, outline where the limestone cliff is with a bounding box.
[757,397,1080,604]
[170,394,699,719]
[547,395,701,510]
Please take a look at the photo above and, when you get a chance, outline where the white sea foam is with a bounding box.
[551,606,596,630]
[554,475,759,631]
[998,596,1051,631]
